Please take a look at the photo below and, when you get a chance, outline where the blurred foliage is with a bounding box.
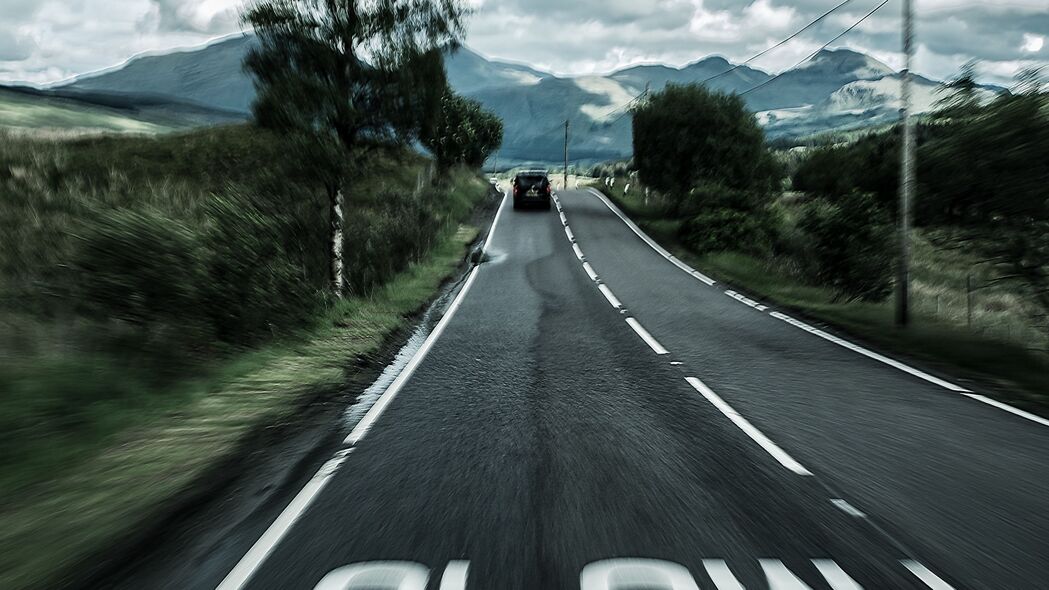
[422,89,503,172]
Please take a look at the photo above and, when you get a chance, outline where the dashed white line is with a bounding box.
[685,377,812,476]
[565,226,575,242]
[830,498,866,518]
[901,560,956,589]
[582,261,599,282]
[626,317,670,355]
[573,243,585,261]
[598,284,623,309]
[586,188,716,286]
[725,290,768,311]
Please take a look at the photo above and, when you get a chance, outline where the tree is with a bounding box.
[423,89,503,172]
[632,83,779,215]
[243,0,467,296]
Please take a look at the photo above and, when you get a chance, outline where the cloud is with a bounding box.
[141,0,241,34]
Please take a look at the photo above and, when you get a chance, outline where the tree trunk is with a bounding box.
[330,185,346,297]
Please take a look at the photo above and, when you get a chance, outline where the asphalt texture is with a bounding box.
[112,189,1049,590]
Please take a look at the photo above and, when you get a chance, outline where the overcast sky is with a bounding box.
[1,0,1046,86]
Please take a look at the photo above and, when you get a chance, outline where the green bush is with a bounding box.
[797,192,894,302]
[678,207,776,256]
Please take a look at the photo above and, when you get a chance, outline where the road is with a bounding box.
[156,188,1049,589]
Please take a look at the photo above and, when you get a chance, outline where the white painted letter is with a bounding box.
[314,561,429,590]
[580,558,700,590]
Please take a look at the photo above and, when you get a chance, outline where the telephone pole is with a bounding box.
[896,0,915,327]
[563,119,570,189]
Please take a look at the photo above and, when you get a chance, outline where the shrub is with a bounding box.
[679,207,776,256]
[797,192,894,302]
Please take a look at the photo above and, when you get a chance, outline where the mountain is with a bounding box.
[35,38,971,163]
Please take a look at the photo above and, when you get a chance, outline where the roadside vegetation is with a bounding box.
[593,71,1049,411]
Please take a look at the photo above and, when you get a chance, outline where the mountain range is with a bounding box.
[1,34,983,164]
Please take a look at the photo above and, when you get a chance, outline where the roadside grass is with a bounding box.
[0,222,482,590]
[596,182,1049,413]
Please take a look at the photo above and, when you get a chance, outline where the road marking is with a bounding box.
[812,559,862,590]
[598,284,623,309]
[626,318,670,355]
[559,211,568,225]
[725,290,768,311]
[581,559,701,590]
[586,188,715,286]
[573,243,585,260]
[685,377,812,476]
[769,312,970,393]
[439,561,470,590]
[565,225,575,241]
[702,559,745,590]
[217,450,355,590]
[901,560,956,589]
[830,498,866,518]
[583,261,600,282]
[314,561,429,590]
[759,559,813,589]
[216,194,511,590]
[962,393,1049,428]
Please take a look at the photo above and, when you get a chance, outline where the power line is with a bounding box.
[740,0,891,97]
[699,0,859,85]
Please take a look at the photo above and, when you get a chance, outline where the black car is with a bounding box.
[512,170,552,210]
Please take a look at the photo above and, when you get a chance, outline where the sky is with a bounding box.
[0,0,1046,86]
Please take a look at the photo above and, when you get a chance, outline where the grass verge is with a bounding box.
[595,183,1049,414]
[0,222,481,590]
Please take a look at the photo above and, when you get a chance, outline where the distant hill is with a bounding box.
[30,37,979,162]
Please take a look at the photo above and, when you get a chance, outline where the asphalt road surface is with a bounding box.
[158,188,1049,589]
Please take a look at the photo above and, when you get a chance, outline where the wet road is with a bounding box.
[160,189,1049,589]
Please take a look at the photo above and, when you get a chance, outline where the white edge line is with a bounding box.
[830,498,867,518]
[768,311,971,393]
[215,450,353,590]
[685,377,812,476]
[598,284,623,309]
[900,560,956,590]
[963,393,1049,428]
[587,188,715,286]
[216,193,510,590]
[625,317,669,355]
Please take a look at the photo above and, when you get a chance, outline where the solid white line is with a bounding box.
[686,377,813,476]
[901,560,956,589]
[703,559,745,590]
[626,317,669,355]
[962,393,1049,428]
[215,449,354,590]
[439,561,470,590]
[769,312,971,393]
[587,188,716,286]
[812,559,862,590]
[215,194,511,590]
[572,243,585,260]
[482,192,510,256]
[598,284,623,309]
[830,498,866,518]
[582,261,599,282]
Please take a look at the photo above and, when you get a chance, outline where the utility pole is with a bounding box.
[563,119,570,190]
[896,0,915,327]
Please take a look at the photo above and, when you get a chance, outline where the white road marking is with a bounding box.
[626,318,670,355]
[759,559,813,589]
[216,194,512,590]
[560,211,568,225]
[830,498,866,518]
[725,290,768,311]
[439,561,470,590]
[581,559,701,590]
[702,559,745,590]
[573,243,585,260]
[598,284,623,309]
[962,393,1049,428]
[685,377,812,476]
[314,561,429,590]
[583,261,600,282]
[901,560,956,589]
[217,450,355,590]
[812,559,863,590]
[586,188,716,286]
[769,312,970,393]
[565,226,575,241]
